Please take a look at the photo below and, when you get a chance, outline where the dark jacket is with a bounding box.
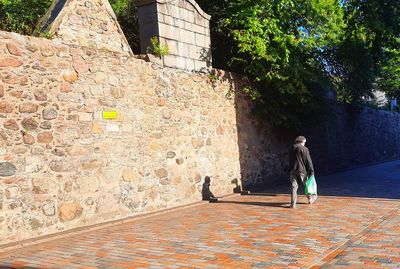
[289,143,314,176]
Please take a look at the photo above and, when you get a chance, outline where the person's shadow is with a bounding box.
[0,264,39,269]
[215,200,307,208]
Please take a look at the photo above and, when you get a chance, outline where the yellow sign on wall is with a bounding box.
[102,111,118,119]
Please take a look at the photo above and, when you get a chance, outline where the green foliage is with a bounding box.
[329,35,376,104]
[329,0,400,104]
[109,0,140,53]
[208,73,219,84]
[197,0,400,127]
[220,0,345,127]
[377,47,400,100]
[147,36,169,57]
[0,0,52,35]
[39,31,54,39]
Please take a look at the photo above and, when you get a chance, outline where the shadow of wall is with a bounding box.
[302,102,400,175]
[232,88,400,192]
[232,86,293,191]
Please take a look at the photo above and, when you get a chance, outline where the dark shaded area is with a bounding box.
[234,84,400,194]
[39,0,68,32]
[202,176,217,201]
[0,264,40,269]
[215,200,307,208]
[249,160,400,200]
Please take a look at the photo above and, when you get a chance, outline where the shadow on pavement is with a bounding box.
[0,264,40,269]
[248,161,400,200]
[216,200,307,208]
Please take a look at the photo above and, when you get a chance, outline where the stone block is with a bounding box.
[34,89,48,101]
[193,24,206,35]
[25,156,43,173]
[42,201,56,216]
[159,3,179,16]
[163,15,174,25]
[0,57,23,67]
[159,23,179,40]
[4,119,19,131]
[189,45,201,60]
[78,112,93,122]
[49,160,69,172]
[37,132,53,144]
[6,43,22,56]
[32,177,58,194]
[105,123,120,132]
[21,117,39,130]
[195,33,208,47]
[178,42,189,57]
[59,202,83,222]
[181,29,195,44]
[122,167,138,182]
[195,60,208,70]
[62,70,78,83]
[5,186,19,199]
[163,55,186,69]
[0,101,13,113]
[81,159,103,170]
[186,59,195,71]
[19,103,38,113]
[191,137,204,149]
[95,72,108,84]
[165,39,178,55]
[76,176,100,193]
[60,82,72,93]
[179,9,189,22]
[40,121,52,129]
[155,168,168,178]
[89,85,104,96]
[42,107,58,120]
[0,162,17,177]
[92,122,103,134]
[23,133,35,145]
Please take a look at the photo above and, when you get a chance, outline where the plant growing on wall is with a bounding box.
[39,31,54,39]
[148,36,169,58]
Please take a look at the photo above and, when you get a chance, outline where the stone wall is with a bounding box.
[238,101,400,190]
[135,0,211,71]
[0,30,247,245]
[1,0,400,247]
[304,103,400,176]
[41,0,132,55]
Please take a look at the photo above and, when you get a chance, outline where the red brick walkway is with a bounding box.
[0,192,399,269]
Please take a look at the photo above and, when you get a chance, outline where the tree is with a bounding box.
[377,47,400,100]
[199,0,345,127]
[109,0,140,53]
[0,0,52,35]
[332,0,400,104]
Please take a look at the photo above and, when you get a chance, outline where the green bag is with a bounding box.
[305,175,317,195]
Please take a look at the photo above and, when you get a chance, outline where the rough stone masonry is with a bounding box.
[0,0,252,245]
[2,0,400,247]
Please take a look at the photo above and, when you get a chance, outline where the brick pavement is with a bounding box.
[1,161,400,269]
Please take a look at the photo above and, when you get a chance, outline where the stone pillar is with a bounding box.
[134,0,212,71]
